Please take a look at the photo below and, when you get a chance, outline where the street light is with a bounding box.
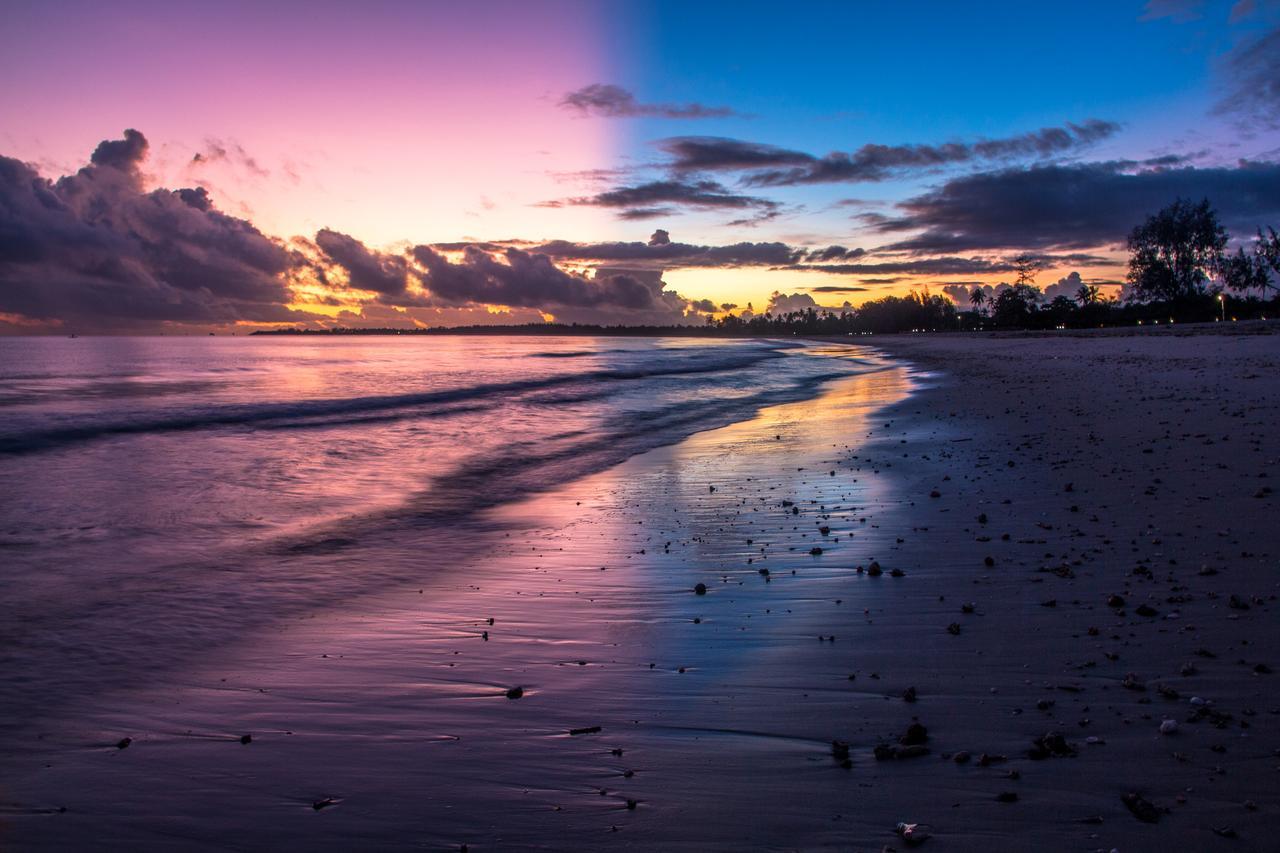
[1218,293,1225,322]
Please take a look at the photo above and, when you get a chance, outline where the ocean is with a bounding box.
[0,335,884,737]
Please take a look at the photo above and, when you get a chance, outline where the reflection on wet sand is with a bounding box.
[6,360,917,850]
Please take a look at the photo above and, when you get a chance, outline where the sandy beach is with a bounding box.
[3,327,1278,852]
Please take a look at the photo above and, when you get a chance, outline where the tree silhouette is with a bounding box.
[969,286,987,315]
[1126,198,1227,302]
[991,283,1042,328]
[1075,284,1100,306]
[1012,254,1043,288]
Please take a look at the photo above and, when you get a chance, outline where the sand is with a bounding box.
[3,326,1278,851]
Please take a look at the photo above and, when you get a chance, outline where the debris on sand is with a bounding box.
[569,726,602,735]
[895,822,931,846]
[1121,792,1161,823]
[899,722,928,746]
[506,686,524,700]
[1028,731,1076,759]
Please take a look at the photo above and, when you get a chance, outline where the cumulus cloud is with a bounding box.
[314,228,413,297]
[0,129,303,331]
[875,160,1280,254]
[764,291,822,314]
[411,245,664,311]
[940,281,1013,305]
[559,84,739,119]
[1043,271,1085,301]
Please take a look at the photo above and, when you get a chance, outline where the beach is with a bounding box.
[2,327,1278,851]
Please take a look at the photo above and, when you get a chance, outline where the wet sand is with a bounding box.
[4,329,1279,851]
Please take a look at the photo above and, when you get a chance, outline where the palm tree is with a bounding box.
[1075,284,1100,306]
[969,286,987,314]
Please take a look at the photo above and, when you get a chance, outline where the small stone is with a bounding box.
[1158,719,1178,735]
[1121,792,1160,823]
[694,583,707,595]
[900,722,928,746]
[506,686,524,700]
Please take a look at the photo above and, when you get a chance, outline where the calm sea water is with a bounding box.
[0,335,881,732]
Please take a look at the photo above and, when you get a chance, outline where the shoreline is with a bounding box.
[5,329,1279,850]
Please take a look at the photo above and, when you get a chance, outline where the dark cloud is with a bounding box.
[559,179,774,211]
[803,245,865,262]
[874,160,1280,254]
[523,238,801,269]
[559,84,738,119]
[1215,26,1280,128]
[659,136,813,171]
[793,257,1018,276]
[0,130,302,331]
[618,207,675,220]
[688,298,718,313]
[314,228,411,297]
[545,178,779,220]
[742,120,1121,186]
[806,285,868,293]
[648,229,671,246]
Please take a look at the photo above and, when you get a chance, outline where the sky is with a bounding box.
[1,0,1279,332]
